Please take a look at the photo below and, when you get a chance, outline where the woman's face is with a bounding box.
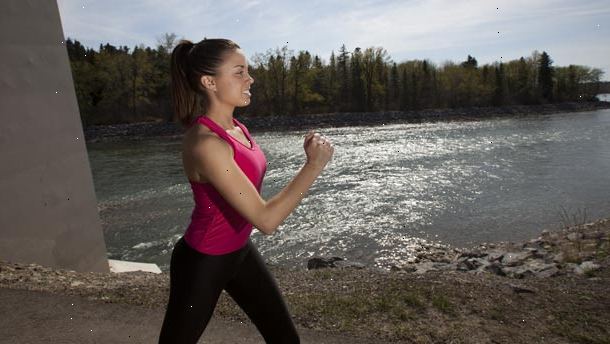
[201,48,254,107]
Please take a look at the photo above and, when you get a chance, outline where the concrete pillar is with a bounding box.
[0,0,109,272]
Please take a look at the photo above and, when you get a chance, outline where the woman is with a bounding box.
[158,38,334,343]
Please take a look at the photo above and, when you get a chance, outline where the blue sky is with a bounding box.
[57,0,610,81]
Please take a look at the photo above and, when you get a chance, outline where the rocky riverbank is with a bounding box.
[1,217,609,343]
[83,101,610,143]
[308,217,607,280]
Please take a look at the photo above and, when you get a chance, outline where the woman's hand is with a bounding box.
[304,130,334,169]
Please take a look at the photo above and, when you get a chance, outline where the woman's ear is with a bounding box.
[200,75,216,92]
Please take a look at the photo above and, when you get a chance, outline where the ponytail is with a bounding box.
[170,40,197,128]
[169,38,241,130]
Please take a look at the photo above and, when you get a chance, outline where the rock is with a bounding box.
[531,247,548,259]
[458,251,487,259]
[502,260,559,279]
[502,265,535,279]
[530,262,560,278]
[334,260,366,269]
[413,261,451,274]
[484,262,506,276]
[501,251,533,267]
[486,251,504,262]
[574,261,601,275]
[583,231,603,240]
[307,257,345,270]
[456,258,489,271]
[563,263,579,273]
[535,266,560,278]
[567,232,583,241]
[506,283,537,294]
[552,252,565,263]
[400,264,418,273]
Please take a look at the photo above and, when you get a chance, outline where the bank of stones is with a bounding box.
[307,218,609,279]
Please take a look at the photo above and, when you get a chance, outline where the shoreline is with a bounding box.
[1,217,608,342]
[84,101,610,143]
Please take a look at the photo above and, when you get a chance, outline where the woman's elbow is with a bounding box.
[260,223,276,236]
[257,216,276,236]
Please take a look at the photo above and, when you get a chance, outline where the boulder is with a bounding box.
[456,257,489,272]
[307,257,344,270]
[484,262,506,276]
[501,251,533,266]
[567,232,584,241]
[574,261,601,275]
[486,250,505,262]
[334,260,366,269]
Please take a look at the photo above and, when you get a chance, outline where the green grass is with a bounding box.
[550,311,610,344]
[431,293,457,315]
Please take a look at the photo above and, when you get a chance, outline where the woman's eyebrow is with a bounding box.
[233,64,247,68]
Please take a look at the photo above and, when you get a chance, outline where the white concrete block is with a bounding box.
[108,259,162,274]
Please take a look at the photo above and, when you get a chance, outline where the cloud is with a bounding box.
[57,0,610,80]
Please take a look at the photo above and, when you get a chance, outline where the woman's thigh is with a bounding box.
[224,241,300,344]
[158,237,250,344]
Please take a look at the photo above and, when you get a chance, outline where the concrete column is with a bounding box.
[0,0,109,272]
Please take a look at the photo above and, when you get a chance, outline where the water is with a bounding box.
[87,109,610,272]
[596,93,610,102]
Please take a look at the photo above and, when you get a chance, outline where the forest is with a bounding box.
[65,33,605,126]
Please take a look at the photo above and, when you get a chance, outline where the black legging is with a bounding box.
[158,236,300,343]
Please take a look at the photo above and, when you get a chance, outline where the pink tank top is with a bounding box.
[183,115,267,255]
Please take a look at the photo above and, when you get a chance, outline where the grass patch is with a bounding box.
[550,311,610,344]
[290,278,432,334]
[430,293,457,315]
[310,269,334,280]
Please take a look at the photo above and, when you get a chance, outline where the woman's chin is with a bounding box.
[238,98,251,106]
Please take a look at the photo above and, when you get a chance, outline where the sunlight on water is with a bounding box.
[88,110,610,271]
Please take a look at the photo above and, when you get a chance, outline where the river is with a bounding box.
[87,108,610,272]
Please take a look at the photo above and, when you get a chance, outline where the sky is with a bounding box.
[57,0,610,81]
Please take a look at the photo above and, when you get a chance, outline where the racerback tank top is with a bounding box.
[183,115,267,255]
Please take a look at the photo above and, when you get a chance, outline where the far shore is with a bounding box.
[84,101,610,143]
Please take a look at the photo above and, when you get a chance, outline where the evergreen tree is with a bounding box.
[538,51,554,102]
[567,64,578,100]
[390,62,399,110]
[337,44,351,112]
[493,63,506,106]
[400,67,409,110]
[328,51,338,111]
[461,55,478,69]
[350,47,365,112]
[516,57,532,104]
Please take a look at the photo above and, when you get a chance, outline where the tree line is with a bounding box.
[65,33,605,126]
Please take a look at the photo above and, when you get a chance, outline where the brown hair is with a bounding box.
[170,38,241,129]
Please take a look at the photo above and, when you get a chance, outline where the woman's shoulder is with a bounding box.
[186,121,219,140]
[184,123,234,158]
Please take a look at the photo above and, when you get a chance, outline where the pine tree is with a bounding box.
[390,63,399,110]
[493,63,506,106]
[538,51,554,102]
